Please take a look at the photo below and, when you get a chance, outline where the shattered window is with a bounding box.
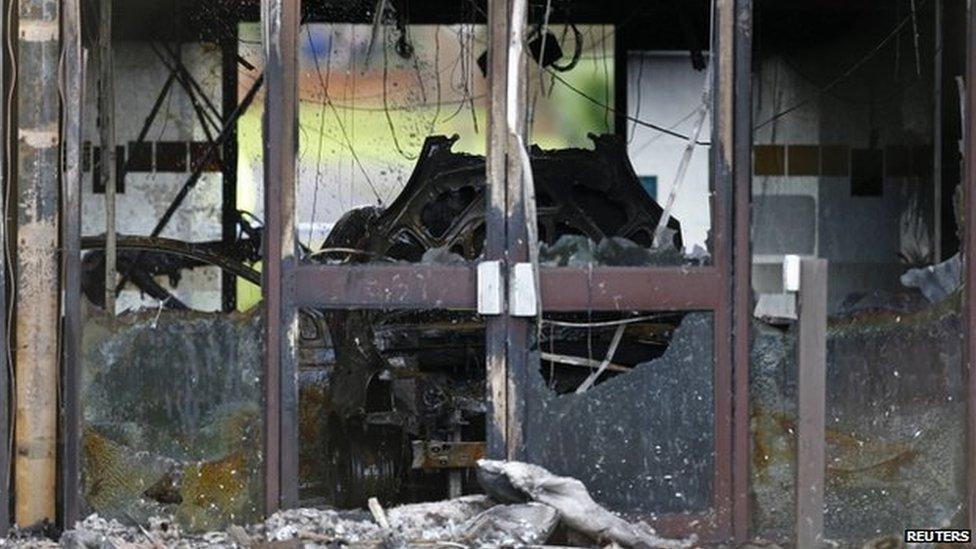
[79,7,265,531]
[525,312,716,516]
[81,311,264,529]
[750,1,966,544]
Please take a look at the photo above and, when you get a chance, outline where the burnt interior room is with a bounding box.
[1,0,976,547]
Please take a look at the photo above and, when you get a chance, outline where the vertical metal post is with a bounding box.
[99,0,116,314]
[262,0,300,513]
[732,0,753,541]
[934,0,943,262]
[712,0,736,537]
[221,27,239,312]
[485,0,510,460]
[60,0,84,530]
[965,0,976,532]
[14,0,60,527]
[795,258,827,549]
[504,0,529,461]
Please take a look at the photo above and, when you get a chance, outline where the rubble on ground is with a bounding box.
[1,461,704,548]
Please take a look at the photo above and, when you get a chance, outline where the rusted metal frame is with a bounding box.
[290,265,725,312]
[504,0,530,462]
[99,0,116,314]
[485,0,510,460]
[291,264,477,310]
[795,258,827,548]
[15,0,61,526]
[261,0,300,513]
[731,0,752,542]
[965,0,976,532]
[538,267,723,311]
[499,0,738,540]
[221,30,239,312]
[705,0,736,541]
[60,0,84,530]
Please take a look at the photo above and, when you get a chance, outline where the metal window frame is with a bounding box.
[250,0,751,539]
[965,0,976,533]
[498,0,742,539]
[49,0,753,539]
[60,0,85,530]
[41,0,975,545]
[262,0,750,541]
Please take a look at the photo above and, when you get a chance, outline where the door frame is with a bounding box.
[258,0,753,542]
[492,0,748,541]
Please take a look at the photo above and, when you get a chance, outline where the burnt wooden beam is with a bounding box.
[14,0,60,526]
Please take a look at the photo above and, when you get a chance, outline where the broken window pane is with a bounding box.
[81,308,264,530]
[524,312,716,516]
[750,1,965,544]
[79,6,265,532]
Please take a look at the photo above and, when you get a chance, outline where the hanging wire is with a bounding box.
[753,1,924,130]
[382,25,417,160]
[4,0,17,501]
[305,25,332,249]
[546,69,711,144]
[306,24,383,205]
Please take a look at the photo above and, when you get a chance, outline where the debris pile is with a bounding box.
[2,461,699,548]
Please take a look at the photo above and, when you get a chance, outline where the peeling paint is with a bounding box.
[18,126,58,148]
[18,19,58,42]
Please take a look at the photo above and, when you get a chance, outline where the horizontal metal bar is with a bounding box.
[539,266,723,311]
[293,264,722,312]
[292,264,478,309]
